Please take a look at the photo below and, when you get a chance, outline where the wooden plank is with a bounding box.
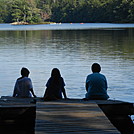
[35,101,120,134]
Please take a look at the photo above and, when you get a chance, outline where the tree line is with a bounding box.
[0,0,134,24]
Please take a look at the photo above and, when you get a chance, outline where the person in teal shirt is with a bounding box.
[85,63,109,100]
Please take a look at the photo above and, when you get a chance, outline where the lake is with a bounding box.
[0,23,134,102]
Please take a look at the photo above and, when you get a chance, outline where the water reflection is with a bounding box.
[0,29,133,57]
[0,29,134,102]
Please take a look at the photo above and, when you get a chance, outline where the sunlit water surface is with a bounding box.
[0,23,134,102]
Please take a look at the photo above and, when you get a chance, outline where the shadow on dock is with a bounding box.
[98,100,134,134]
[0,97,36,134]
[0,97,134,134]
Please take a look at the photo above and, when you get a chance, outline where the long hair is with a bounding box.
[50,68,61,86]
[51,68,61,78]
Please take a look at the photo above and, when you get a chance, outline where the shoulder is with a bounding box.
[86,73,93,78]
[99,73,107,80]
[86,73,106,78]
[99,73,106,77]
[46,77,52,85]
[47,77,52,82]
[20,77,32,82]
[17,77,23,81]
[23,77,31,80]
[60,77,65,82]
[94,73,106,78]
[60,77,64,80]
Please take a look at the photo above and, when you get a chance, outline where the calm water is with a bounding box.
[0,23,134,102]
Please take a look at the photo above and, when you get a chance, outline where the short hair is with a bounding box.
[91,63,101,73]
[21,67,30,76]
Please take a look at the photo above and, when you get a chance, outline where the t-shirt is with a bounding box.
[85,72,109,99]
[45,77,65,99]
[13,77,33,97]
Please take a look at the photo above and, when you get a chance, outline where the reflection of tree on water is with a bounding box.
[48,29,134,60]
[0,29,134,60]
[0,29,134,54]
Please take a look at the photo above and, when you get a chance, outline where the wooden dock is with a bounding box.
[35,99,120,134]
[1,97,134,134]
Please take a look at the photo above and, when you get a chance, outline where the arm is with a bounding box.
[13,89,16,97]
[13,80,18,97]
[30,88,36,98]
[106,81,108,91]
[86,83,88,92]
[62,87,67,99]
[61,78,68,99]
[104,76,108,90]
[85,76,89,92]
[28,78,36,98]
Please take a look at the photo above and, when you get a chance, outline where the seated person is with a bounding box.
[43,68,68,100]
[13,67,36,98]
[85,63,109,100]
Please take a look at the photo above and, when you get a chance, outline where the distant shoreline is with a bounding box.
[10,21,56,25]
[0,23,134,31]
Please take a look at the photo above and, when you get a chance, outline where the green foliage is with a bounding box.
[0,0,134,23]
[0,0,42,23]
[50,0,134,23]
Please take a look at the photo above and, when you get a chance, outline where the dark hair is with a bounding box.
[21,67,30,77]
[50,68,61,87]
[51,68,61,78]
[91,63,101,73]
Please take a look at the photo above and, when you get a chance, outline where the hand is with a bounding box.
[33,94,37,98]
[82,98,89,101]
[64,97,69,100]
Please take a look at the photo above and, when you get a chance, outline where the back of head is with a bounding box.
[51,68,61,78]
[91,63,101,73]
[21,67,30,77]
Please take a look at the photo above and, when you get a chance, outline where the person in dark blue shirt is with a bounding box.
[43,68,68,100]
[85,63,109,100]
